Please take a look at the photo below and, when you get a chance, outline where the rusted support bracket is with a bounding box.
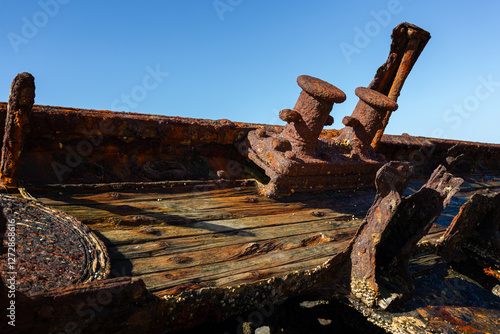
[0,72,35,188]
[368,23,431,149]
[438,191,500,267]
[337,23,430,152]
[348,163,463,309]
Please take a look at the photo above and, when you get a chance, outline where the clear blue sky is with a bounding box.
[1,1,500,144]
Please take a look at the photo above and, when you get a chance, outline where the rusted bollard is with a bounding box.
[0,72,35,188]
[236,75,349,197]
[278,75,346,156]
[337,87,397,158]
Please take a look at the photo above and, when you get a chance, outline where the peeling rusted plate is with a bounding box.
[0,195,110,293]
[439,191,500,267]
[349,253,500,334]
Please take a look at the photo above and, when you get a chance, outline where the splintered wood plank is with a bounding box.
[140,239,351,293]
[100,209,355,246]
[33,186,308,229]
[155,254,336,296]
[107,216,359,260]
[106,209,360,291]
[119,228,355,277]
[33,185,364,293]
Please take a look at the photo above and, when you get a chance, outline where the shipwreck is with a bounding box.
[1,23,499,333]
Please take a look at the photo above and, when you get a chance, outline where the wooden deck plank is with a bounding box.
[122,229,354,277]
[99,209,355,246]
[107,217,360,260]
[33,186,308,228]
[31,177,500,297]
[137,240,350,293]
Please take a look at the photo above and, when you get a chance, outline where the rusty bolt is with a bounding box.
[279,75,346,156]
[244,196,258,203]
[342,116,360,127]
[139,228,162,236]
[217,170,227,179]
[279,109,302,123]
[311,211,325,217]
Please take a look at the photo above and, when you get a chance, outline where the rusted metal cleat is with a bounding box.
[438,191,500,268]
[0,72,35,188]
[348,162,463,309]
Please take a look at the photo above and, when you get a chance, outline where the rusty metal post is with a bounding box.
[278,75,346,156]
[368,23,431,149]
[0,72,35,188]
[337,87,398,158]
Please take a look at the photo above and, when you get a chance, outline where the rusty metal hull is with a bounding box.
[0,101,499,333]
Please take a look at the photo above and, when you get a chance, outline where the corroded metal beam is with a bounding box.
[368,23,431,149]
[347,163,463,309]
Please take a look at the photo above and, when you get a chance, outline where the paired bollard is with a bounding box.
[238,73,399,197]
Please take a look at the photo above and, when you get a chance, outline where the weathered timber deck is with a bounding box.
[27,176,500,299]
[31,181,364,296]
